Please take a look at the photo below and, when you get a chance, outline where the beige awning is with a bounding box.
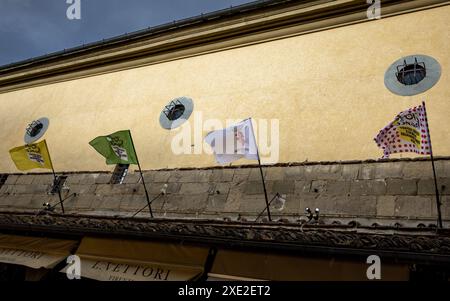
[0,234,78,269]
[210,249,410,281]
[66,237,210,281]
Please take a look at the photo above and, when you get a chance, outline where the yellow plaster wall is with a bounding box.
[0,6,448,172]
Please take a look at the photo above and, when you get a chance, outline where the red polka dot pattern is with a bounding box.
[374,105,431,159]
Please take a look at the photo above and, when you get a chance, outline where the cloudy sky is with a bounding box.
[0,0,255,66]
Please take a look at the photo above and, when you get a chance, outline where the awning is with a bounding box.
[210,249,410,281]
[0,234,78,269]
[66,237,210,281]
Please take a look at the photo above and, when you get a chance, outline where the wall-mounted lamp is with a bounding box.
[305,207,313,221]
[305,207,320,223]
[314,208,320,221]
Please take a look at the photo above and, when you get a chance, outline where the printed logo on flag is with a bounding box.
[25,144,45,166]
[234,126,250,154]
[169,112,280,164]
[375,105,430,158]
[205,119,259,164]
[393,111,421,149]
[107,136,129,161]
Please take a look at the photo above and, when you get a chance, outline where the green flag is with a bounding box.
[89,130,138,165]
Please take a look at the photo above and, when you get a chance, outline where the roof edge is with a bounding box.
[0,0,448,93]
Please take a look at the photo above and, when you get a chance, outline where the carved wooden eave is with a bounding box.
[0,0,448,93]
[0,212,449,264]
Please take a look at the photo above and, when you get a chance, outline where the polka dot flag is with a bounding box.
[374,104,431,159]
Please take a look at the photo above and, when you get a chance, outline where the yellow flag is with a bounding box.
[9,140,53,171]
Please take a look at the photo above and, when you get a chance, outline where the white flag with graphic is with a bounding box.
[374,104,431,159]
[204,118,258,164]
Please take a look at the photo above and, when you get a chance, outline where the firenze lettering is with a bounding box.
[91,261,171,280]
[0,248,44,259]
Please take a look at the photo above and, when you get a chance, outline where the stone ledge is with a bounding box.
[0,212,449,260]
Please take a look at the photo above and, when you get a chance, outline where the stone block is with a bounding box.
[271,180,295,194]
[350,180,386,196]
[233,168,250,182]
[15,175,35,185]
[417,179,436,195]
[437,178,450,195]
[403,161,432,179]
[121,184,142,195]
[65,174,84,184]
[71,195,95,209]
[11,184,48,195]
[376,196,396,216]
[149,195,168,215]
[174,194,208,211]
[30,194,54,209]
[239,195,267,213]
[248,168,266,181]
[4,175,19,185]
[96,196,121,211]
[156,195,182,212]
[284,166,304,180]
[374,162,404,179]
[95,174,112,184]
[179,183,212,194]
[214,183,231,196]
[153,171,171,183]
[205,194,228,212]
[294,181,311,195]
[197,170,213,183]
[168,170,212,183]
[60,196,77,210]
[224,190,242,212]
[358,164,375,180]
[243,181,273,195]
[395,196,432,218]
[341,165,359,180]
[310,180,327,194]
[386,179,417,195]
[31,175,55,185]
[326,181,351,195]
[300,195,337,215]
[0,185,13,195]
[336,196,377,216]
[210,169,234,182]
[0,196,15,207]
[435,160,450,177]
[431,196,449,220]
[119,195,148,212]
[437,196,450,219]
[122,172,141,184]
[304,165,342,180]
[265,167,285,181]
[147,182,181,195]
[67,184,97,195]
[79,174,100,185]
[13,195,33,208]
[140,171,155,182]
[274,194,299,214]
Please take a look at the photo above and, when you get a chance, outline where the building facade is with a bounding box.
[0,0,449,281]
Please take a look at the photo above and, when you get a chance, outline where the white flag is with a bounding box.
[204,118,258,164]
[374,104,431,159]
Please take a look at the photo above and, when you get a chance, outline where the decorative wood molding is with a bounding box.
[0,212,449,263]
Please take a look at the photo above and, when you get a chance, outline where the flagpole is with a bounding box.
[248,118,272,222]
[44,140,64,214]
[128,130,153,218]
[422,101,443,229]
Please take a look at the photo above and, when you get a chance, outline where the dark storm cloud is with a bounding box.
[0,0,255,66]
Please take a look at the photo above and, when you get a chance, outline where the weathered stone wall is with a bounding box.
[0,159,449,226]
